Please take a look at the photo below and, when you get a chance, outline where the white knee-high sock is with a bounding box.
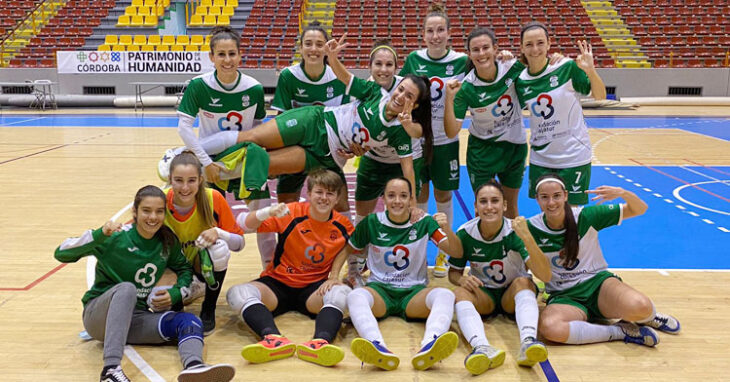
[347,288,385,345]
[514,289,539,343]
[566,321,624,344]
[422,287,455,347]
[436,199,453,225]
[198,131,239,155]
[246,198,276,268]
[455,300,489,348]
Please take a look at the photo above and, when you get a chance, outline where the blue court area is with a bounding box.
[3,113,728,269]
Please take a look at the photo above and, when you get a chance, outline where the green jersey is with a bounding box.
[271,63,350,111]
[515,58,592,168]
[325,76,413,166]
[527,204,623,292]
[178,70,266,137]
[350,212,447,288]
[449,217,530,289]
[54,224,193,310]
[454,60,526,144]
[400,48,468,146]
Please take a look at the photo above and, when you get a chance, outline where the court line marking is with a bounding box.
[629,159,730,203]
[0,116,46,126]
[683,159,730,177]
[123,346,166,382]
[672,181,730,216]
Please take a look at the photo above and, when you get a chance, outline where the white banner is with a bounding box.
[56,51,214,74]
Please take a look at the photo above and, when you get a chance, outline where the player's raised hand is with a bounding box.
[102,220,122,236]
[325,33,349,57]
[398,99,414,126]
[585,186,625,204]
[445,79,462,99]
[575,40,595,71]
[433,212,450,230]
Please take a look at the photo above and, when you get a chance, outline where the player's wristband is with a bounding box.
[255,207,272,221]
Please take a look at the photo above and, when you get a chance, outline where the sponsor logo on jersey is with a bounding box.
[430,77,445,101]
[551,253,580,271]
[531,94,555,120]
[209,97,222,107]
[330,230,339,241]
[364,107,375,120]
[286,119,298,127]
[127,246,139,253]
[522,86,533,95]
[416,64,427,72]
[218,111,244,131]
[203,111,214,118]
[384,245,410,271]
[450,172,459,180]
[305,243,325,263]
[135,263,158,287]
[505,78,513,87]
[478,92,488,102]
[540,238,549,244]
[571,184,582,192]
[549,75,559,88]
[296,88,307,97]
[483,259,506,284]
[491,95,514,117]
[351,122,371,145]
[377,232,389,241]
[242,95,250,107]
[300,229,312,234]
[473,247,482,255]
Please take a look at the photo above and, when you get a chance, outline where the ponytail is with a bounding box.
[562,203,579,269]
[404,74,433,164]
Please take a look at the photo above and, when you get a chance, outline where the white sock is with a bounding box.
[246,198,276,268]
[417,202,428,214]
[514,289,539,343]
[566,321,624,344]
[354,214,366,227]
[455,300,489,348]
[436,198,453,225]
[347,288,385,345]
[421,288,455,347]
[198,131,239,155]
[635,302,656,324]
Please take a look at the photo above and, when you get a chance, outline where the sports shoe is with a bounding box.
[516,337,548,367]
[464,345,505,375]
[182,276,206,305]
[157,148,179,183]
[241,334,296,363]
[200,307,216,336]
[617,321,659,347]
[296,339,345,367]
[411,331,458,370]
[350,338,399,371]
[100,365,130,382]
[432,252,448,278]
[177,363,235,382]
[642,312,681,334]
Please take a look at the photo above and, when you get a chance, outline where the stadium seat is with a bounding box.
[119,35,133,45]
[133,35,147,45]
[221,6,234,16]
[156,44,170,51]
[98,44,111,51]
[226,0,237,7]
[185,45,199,51]
[190,35,204,46]
[141,44,155,51]
[144,15,157,26]
[189,14,203,26]
[117,15,131,26]
[176,35,190,45]
[203,15,216,25]
[161,35,175,45]
[209,6,221,16]
[104,35,118,45]
[112,45,125,51]
[130,15,144,26]
[171,44,184,51]
[127,45,140,51]
[218,15,230,25]
[148,34,162,45]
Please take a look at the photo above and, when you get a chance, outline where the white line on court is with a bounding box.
[0,116,46,127]
[719,227,729,233]
[124,346,166,382]
[658,270,670,276]
[680,166,730,187]
[702,219,715,224]
[672,180,730,216]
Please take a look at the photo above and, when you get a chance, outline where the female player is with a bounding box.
[271,21,352,214]
[225,169,353,367]
[447,180,551,375]
[400,2,468,277]
[528,174,680,347]
[54,185,234,382]
[329,177,460,371]
[232,39,433,208]
[516,22,606,205]
[161,26,266,184]
[165,151,244,334]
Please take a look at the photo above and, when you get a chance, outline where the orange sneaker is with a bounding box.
[241,334,296,363]
[296,339,345,367]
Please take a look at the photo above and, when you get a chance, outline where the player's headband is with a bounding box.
[370,45,398,63]
[535,177,565,191]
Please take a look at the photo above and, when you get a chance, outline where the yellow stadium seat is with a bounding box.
[163,0,170,6]
[203,15,216,26]
[132,0,143,6]
[156,44,170,51]
[189,14,203,26]
[143,0,156,6]
[201,0,212,6]
[133,35,147,45]
[104,35,118,45]
[194,6,206,15]
[148,35,161,45]
[112,45,125,51]
[138,6,151,16]
[200,44,210,52]
[226,0,237,7]
[130,15,144,26]
[141,44,155,51]
[161,35,175,45]
[125,5,137,15]
[190,35,204,46]
[221,6,233,16]
[217,15,229,25]
[185,45,199,51]
[208,6,221,16]
[119,35,133,45]
[117,15,131,26]
[171,45,184,51]
[98,44,111,51]
[156,5,164,16]
[144,15,157,26]
[127,45,140,51]
[176,35,190,45]
[213,0,225,6]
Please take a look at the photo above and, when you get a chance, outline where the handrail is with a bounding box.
[0,0,48,63]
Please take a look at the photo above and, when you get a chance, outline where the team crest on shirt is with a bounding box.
[446,64,454,76]
[408,229,418,241]
[242,95,250,107]
[326,86,334,98]
[330,230,339,241]
[550,75,559,88]
[505,78,513,87]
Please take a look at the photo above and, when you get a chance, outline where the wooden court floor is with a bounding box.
[0,107,729,381]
